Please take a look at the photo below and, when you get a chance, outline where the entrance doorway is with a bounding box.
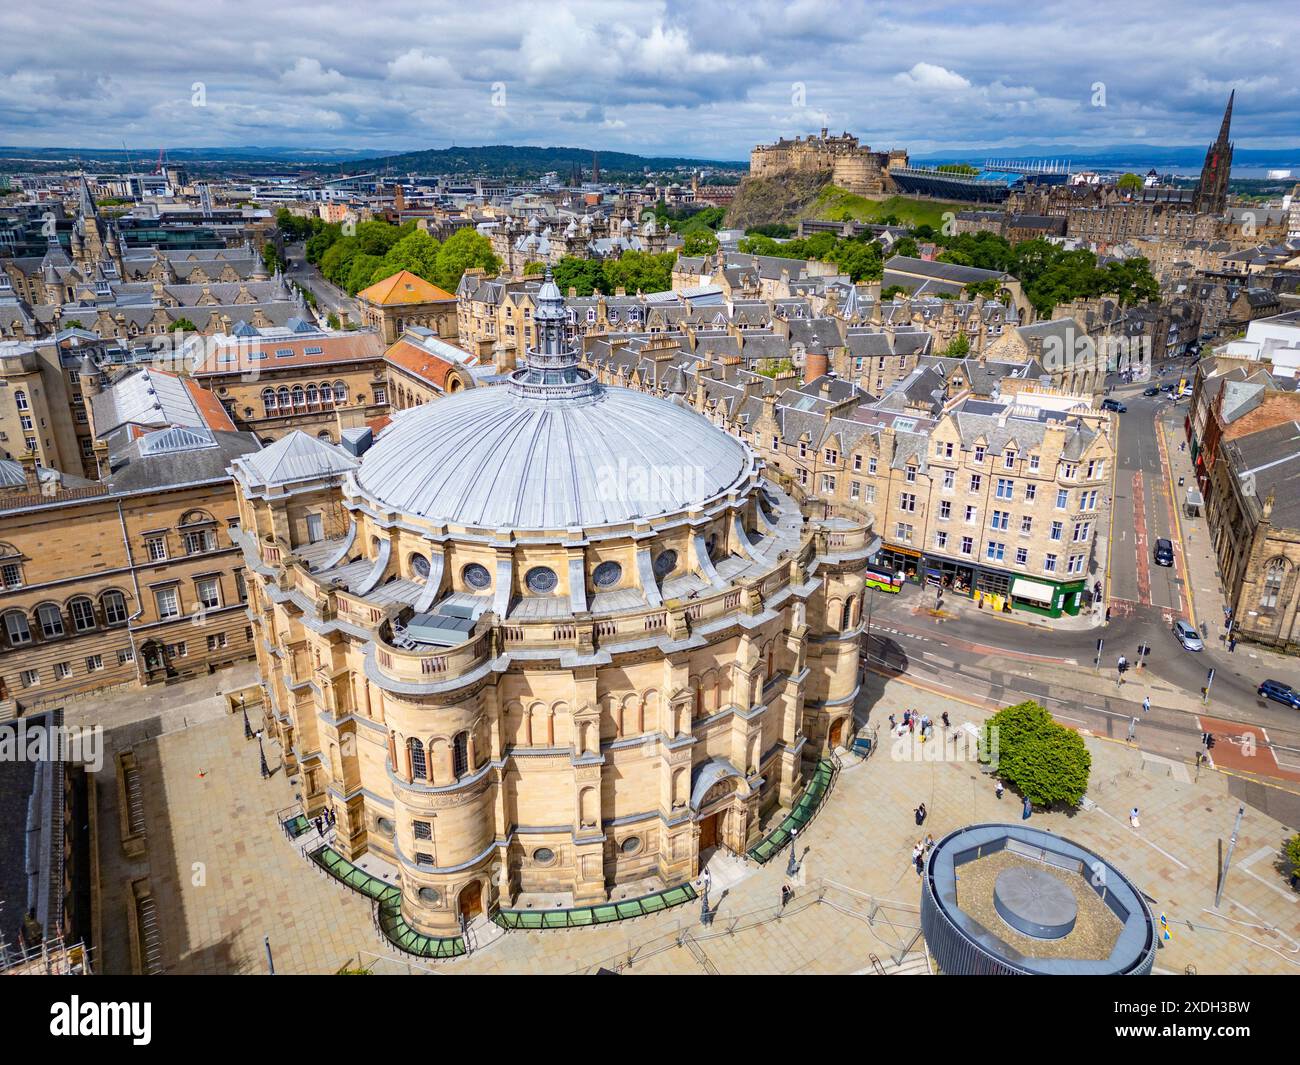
[829,718,845,748]
[698,813,719,852]
[457,881,483,921]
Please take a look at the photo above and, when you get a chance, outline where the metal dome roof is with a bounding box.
[355,270,752,530]
[353,384,751,529]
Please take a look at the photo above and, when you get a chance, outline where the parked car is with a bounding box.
[1160,382,1177,393]
[1173,619,1204,651]
[1258,680,1300,709]
[1143,385,1160,397]
[1154,537,1174,567]
[1101,398,1127,413]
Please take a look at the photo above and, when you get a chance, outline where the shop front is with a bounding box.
[872,544,922,584]
[922,556,976,597]
[1007,575,1086,618]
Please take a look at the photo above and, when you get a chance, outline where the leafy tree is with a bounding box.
[275,207,321,242]
[602,250,674,295]
[1285,835,1300,887]
[521,260,547,276]
[891,236,919,260]
[941,333,971,357]
[306,222,343,264]
[433,228,500,291]
[880,285,907,300]
[62,318,84,329]
[327,312,341,329]
[354,219,403,257]
[373,230,441,285]
[170,317,198,333]
[682,229,720,256]
[737,234,783,256]
[261,241,284,274]
[552,256,607,297]
[344,253,384,295]
[746,222,795,238]
[1117,172,1144,192]
[982,701,1091,807]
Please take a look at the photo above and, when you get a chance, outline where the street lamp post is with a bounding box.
[786,827,800,877]
[258,734,271,779]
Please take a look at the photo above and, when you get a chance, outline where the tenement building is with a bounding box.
[234,271,875,935]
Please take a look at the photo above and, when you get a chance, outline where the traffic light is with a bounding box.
[1207,733,1216,750]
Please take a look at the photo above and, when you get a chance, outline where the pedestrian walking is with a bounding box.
[314,816,324,837]
[941,711,950,728]
[1129,807,1141,829]
[908,716,915,733]
[781,884,793,909]
[915,802,927,826]
[889,713,896,730]
[902,709,911,727]
[1142,696,1151,714]
[1021,796,1032,820]
[995,779,1004,800]
[924,833,935,852]
[914,851,924,875]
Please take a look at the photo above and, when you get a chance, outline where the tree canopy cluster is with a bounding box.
[736,230,886,283]
[550,251,677,298]
[935,232,1159,316]
[981,701,1092,808]
[304,217,500,296]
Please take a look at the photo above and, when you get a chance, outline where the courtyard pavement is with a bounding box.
[89,663,1300,974]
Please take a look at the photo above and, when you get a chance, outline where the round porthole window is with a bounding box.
[375,817,396,838]
[592,560,622,588]
[418,886,441,905]
[410,554,430,579]
[533,847,556,865]
[653,549,678,578]
[620,836,642,855]
[525,566,558,593]
[463,563,491,590]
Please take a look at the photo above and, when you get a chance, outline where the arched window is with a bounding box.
[291,386,305,409]
[407,738,427,781]
[276,386,290,411]
[36,603,64,639]
[69,596,96,632]
[333,381,347,403]
[453,732,469,778]
[306,384,318,405]
[320,382,334,405]
[3,609,31,646]
[262,388,277,415]
[1261,558,1289,610]
[14,390,28,411]
[102,590,128,625]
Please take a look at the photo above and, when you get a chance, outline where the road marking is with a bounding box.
[1094,805,1190,870]
[1236,846,1299,905]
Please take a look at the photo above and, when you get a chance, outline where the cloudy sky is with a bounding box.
[1,0,1294,159]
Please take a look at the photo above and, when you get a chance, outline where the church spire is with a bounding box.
[1194,91,1235,216]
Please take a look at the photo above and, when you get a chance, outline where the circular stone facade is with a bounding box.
[920,823,1156,975]
[993,866,1078,940]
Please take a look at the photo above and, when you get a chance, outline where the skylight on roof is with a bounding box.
[275,348,293,357]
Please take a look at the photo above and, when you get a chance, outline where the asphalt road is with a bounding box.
[283,241,360,322]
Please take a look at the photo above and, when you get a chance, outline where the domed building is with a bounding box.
[232,270,877,938]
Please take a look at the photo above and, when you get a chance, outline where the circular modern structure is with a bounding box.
[993,866,1077,940]
[921,823,1156,975]
[233,268,879,940]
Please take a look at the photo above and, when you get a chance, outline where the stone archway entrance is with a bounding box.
[698,812,719,852]
[457,881,483,921]
[829,718,846,748]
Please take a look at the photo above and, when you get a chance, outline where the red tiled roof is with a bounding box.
[192,333,386,376]
[384,338,466,391]
[183,377,237,432]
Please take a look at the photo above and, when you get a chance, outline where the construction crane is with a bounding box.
[155,148,167,175]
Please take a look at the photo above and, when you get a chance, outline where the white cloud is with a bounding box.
[280,57,346,92]
[894,62,972,92]
[387,49,457,85]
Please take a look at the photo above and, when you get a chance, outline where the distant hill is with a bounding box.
[344,144,748,177]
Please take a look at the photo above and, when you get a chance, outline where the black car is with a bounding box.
[1154,537,1174,567]
[1101,398,1127,413]
[1143,385,1159,397]
[1258,680,1300,709]
[1160,382,1177,393]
